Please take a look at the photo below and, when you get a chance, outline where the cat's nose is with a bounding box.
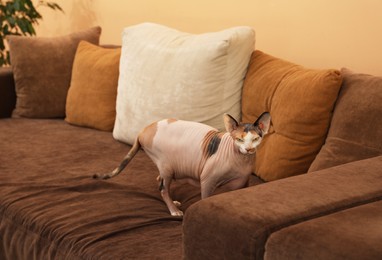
[246,147,255,154]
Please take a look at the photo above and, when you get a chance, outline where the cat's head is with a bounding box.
[224,112,271,155]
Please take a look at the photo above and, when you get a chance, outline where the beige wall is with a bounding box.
[36,0,382,76]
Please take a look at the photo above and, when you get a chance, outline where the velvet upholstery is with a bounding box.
[242,51,342,181]
[0,118,263,259]
[309,68,382,171]
[1,36,380,259]
[65,41,121,131]
[265,200,382,260]
[7,27,101,118]
[183,156,382,259]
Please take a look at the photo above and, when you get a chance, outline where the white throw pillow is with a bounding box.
[113,23,255,144]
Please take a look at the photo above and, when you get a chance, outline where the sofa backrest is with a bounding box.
[0,67,16,118]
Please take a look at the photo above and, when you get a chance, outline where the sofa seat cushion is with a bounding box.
[265,200,382,260]
[0,118,263,259]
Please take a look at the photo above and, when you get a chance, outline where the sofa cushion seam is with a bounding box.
[251,196,382,259]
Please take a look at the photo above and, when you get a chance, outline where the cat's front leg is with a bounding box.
[200,166,219,199]
[200,181,217,199]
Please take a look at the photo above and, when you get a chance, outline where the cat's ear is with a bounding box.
[224,114,239,132]
[254,112,271,135]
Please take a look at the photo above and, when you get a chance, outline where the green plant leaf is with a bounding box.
[0,0,63,66]
[16,18,28,35]
[3,24,9,35]
[13,1,21,11]
[6,16,16,27]
[27,22,35,35]
[47,2,64,12]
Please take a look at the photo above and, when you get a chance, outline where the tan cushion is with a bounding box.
[7,27,102,118]
[113,23,255,144]
[242,51,342,181]
[309,68,382,172]
[65,41,121,131]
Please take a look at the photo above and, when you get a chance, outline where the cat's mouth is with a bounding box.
[240,147,256,155]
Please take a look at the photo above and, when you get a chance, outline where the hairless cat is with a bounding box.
[94,112,271,216]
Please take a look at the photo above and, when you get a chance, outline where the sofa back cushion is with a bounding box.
[309,68,382,172]
[242,51,342,181]
[0,67,16,118]
[65,41,121,131]
[7,27,101,118]
[113,23,255,144]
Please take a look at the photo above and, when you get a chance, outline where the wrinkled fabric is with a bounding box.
[0,118,263,259]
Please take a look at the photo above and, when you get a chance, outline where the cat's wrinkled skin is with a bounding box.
[94,112,271,216]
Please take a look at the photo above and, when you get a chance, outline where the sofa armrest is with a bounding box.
[0,67,16,118]
[183,156,382,260]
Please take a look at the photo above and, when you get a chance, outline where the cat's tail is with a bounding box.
[93,137,141,180]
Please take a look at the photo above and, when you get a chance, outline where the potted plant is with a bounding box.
[0,0,63,66]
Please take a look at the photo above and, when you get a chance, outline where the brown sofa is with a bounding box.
[1,42,382,259]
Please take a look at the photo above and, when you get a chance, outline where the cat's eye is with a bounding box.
[253,137,260,142]
[236,138,244,142]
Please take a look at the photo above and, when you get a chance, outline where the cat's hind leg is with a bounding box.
[157,175,181,207]
[158,170,183,217]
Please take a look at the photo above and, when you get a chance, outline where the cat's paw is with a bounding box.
[93,173,109,179]
[173,201,182,207]
[171,210,184,217]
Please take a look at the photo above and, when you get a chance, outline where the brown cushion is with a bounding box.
[7,27,102,118]
[65,41,121,131]
[309,68,382,172]
[242,51,342,181]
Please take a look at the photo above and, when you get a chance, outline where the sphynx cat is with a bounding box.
[94,112,271,216]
